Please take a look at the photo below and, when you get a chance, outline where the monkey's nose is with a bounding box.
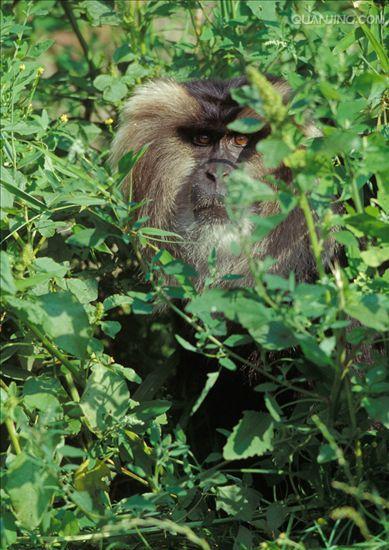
[206,169,217,182]
[206,169,229,182]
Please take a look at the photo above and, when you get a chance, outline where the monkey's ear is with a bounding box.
[110,79,199,168]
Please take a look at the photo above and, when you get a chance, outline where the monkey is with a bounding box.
[111,77,332,288]
[110,79,381,453]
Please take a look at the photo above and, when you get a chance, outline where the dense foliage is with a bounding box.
[1,1,388,549]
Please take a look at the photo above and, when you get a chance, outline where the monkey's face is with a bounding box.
[164,79,279,278]
[178,128,258,226]
[112,77,296,283]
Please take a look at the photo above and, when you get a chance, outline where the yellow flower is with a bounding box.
[19,63,26,71]
[104,117,114,126]
[278,532,286,540]
[60,114,69,123]
[37,67,45,76]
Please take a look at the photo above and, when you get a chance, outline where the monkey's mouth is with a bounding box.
[193,201,228,223]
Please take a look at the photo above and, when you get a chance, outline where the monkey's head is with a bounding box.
[112,78,320,285]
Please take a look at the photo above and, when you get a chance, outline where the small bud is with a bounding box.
[278,532,287,540]
[94,303,104,323]
[60,114,69,123]
[22,243,35,267]
[246,66,287,124]
[317,517,327,526]
[37,67,45,76]
[104,117,114,125]
[284,149,307,169]
[19,63,26,71]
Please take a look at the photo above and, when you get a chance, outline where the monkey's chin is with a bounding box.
[194,205,229,225]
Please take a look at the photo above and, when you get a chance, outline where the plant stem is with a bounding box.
[59,0,96,77]
[5,417,22,455]
[25,321,80,402]
[312,414,354,485]
[350,176,364,214]
[22,517,211,549]
[299,193,325,279]
[59,0,96,119]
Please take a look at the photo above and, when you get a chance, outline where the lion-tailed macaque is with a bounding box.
[111,77,330,287]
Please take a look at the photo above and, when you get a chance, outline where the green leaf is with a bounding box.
[113,43,135,64]
[254,383,278,392]
[93,74,114,91]
[294,283,328,318]
[228,117,265,134]
[66,226,111,252]
[216,484,260,521]
[360,246,389,267]
[0,509,18,548]
[264,394,282,422]
[80,362,130,432]
[65,278,98,303]
[246,0,277,21]
[100,320,121,338]
[139,227,182,239]
[103,294,133,312]
[175,334,197,352]
[219,357,237,371]
[233,526,253,550]
[58,510,80,537]
[118,147,148,175]
[0,179,46,211]
[83,0,119,26]
[6,453,57,530]
[191,371,220,415]
[345,214,389,241]
[359,23,389,73]
[0,252,16,295]
[23,376,64,412]
[317,444,337,464]
[223,334,252,347]
[333,30,356,54]
[223,411,274,460]
[111,363,141,384]
[29,39,55,57]
[362,396,389,429]
[249,320,297,351]
[257,138,291,168]
[266,502,287,531]
[14,273,54,291]
[3,121,43,135]
[297,334,333,367]
[38,292,91,358]
[319,81,342,101]
[333,230,359,249]
[6,292,91,358]
[104,80,128,102]
[34,257,68,278]
[345,291,389,332]
[131,399,171,421]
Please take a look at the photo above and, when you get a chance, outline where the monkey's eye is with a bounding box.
[232,134,249,147]
[193,134,212,146]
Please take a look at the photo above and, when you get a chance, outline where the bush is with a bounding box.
[1,1,388,549]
